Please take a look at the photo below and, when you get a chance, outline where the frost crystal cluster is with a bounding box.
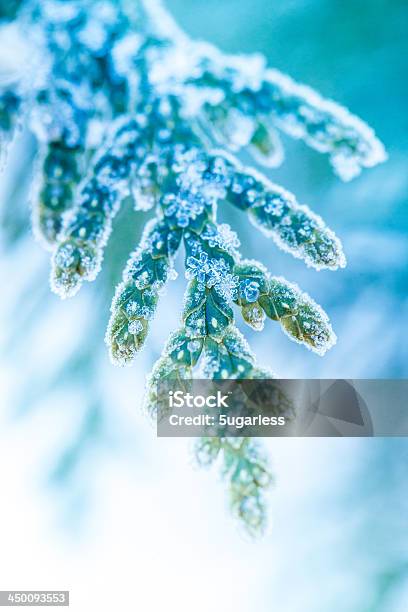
[0,0,386,534]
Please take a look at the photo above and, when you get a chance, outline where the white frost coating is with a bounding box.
[265,69,388,181]
[249,202,347,271]
[201,223,241,255]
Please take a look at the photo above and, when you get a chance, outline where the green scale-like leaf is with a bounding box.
[33,141,84,247]
[107,219,182,365]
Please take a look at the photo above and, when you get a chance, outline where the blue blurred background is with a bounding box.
[0,1,407,610]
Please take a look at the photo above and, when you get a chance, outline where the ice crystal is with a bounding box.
[239,279,260,304]
[0,0,387,535]
[201,223,240,255]
[185,247,239,304]
[163,191,206,228]
[185,251,210,285]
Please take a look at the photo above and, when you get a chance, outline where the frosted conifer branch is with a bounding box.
[32,142,85,247]
[234,260,336,355]
[51,119,142,298]
[106,218,182,366]
[195,437,272,536]
[158,39,387,179]
[28,0,132,146]
[28,0,134,247]
[224,164,346,270]
[263,276,336,355]
[1,0,388,534]
[200,326,274,380]
[159,148,345,270]
[189,150,346,270]
[145,326,204,415]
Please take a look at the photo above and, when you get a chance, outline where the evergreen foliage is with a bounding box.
[0,0,386,534]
